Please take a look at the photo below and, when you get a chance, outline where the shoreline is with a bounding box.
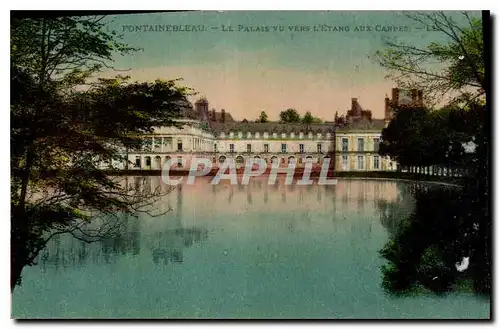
[105,169,465,185]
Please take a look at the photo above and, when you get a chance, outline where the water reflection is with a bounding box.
[14,177,489,319]
[38,184,209,269]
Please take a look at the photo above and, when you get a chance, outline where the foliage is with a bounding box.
[256,111,269,123]
[11,16,190,291]
[279,108,301,123]
[379,165,490,295]
[379,101,484,168]
[302,111,322,124]
[374,11,484,106]
[375,11,489,296]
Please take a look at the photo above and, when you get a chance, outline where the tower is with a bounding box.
[194,97,209,121]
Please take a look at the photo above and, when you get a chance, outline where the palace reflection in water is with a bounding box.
[13,176,489,319]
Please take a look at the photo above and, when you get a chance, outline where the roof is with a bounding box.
[336,119,386,132]
[210,111,234,123]
[209,122,335,135]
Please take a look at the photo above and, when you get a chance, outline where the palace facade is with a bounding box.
[111,89,422,172]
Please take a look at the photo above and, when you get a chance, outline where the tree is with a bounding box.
[257,111,269,123]
[279,108,301,123]
[375,11,489,295]
[302,111,314,124]
[11,16,191,291]
[374,11,484,106]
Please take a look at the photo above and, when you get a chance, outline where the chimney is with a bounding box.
[351,98,360,116]
[221,109,226,123]
[391,88,399,106]
[384,96,391,121]
[411,88,418,103]
[211,109,216,121]
[351,98,357,109]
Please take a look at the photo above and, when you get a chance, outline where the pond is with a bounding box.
[12,176,490,319]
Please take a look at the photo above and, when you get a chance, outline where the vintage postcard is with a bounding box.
[11,10,490,319]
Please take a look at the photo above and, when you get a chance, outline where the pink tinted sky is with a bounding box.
[120,63,395,121]
[99,12,476,121]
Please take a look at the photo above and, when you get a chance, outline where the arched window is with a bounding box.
[236,156,244,164]
[219,156,226,164]
[288,156,295,164]
[145,156,151,167]
[271,156,279,165]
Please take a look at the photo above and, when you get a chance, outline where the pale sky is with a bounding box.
[100,11,480,121]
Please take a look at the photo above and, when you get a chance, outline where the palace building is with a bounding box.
[110,89,422,172]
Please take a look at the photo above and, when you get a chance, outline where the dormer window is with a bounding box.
[273,132,277,138]
[308,132,313,139]
[299,132,304,139]
[220,132,226,138]
[326,133,331,139]
[281,132,286,138]
[317,133,322,139]
[290,132,295,138]
[247,132,252,139]
[229,132,234,138]
[238,132,243,138]
[263,132,269,139]
[255,132,260,139]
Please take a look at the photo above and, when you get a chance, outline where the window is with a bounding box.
[357,138,365,152]
[238,132,243,138]
[177,157,182,167]
[290,132,295,138]
[357,155,364,170]
[154,137,161,149]
[308,132,313,139]
[236,156,244,164]
[247,144,252,153]
[145,156,151,167]
[255,132,260,139]
[342,155,349,170]
[247,132,252,139]
[230,132,234,138]
[317,133,322,139]
[288,157,295,164]
[281,133,286,138]
[299,144,304,153]
[281,143,287,153]
[299,132,304,139]
[164,137,173,149]
[214,143,218,152]
[135,156,141,168]
[220,132,226,138]
[219,156,226,164]
[317,143,322,153]
[263,132,269,139]
[273,132,278,138]
[229,144,235,153]
[264,144,269,153]
[342,138,349,152]
[177,139,183,151]
[373,138,380,152]
[143,137,153,151]
[373,155,380,170]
